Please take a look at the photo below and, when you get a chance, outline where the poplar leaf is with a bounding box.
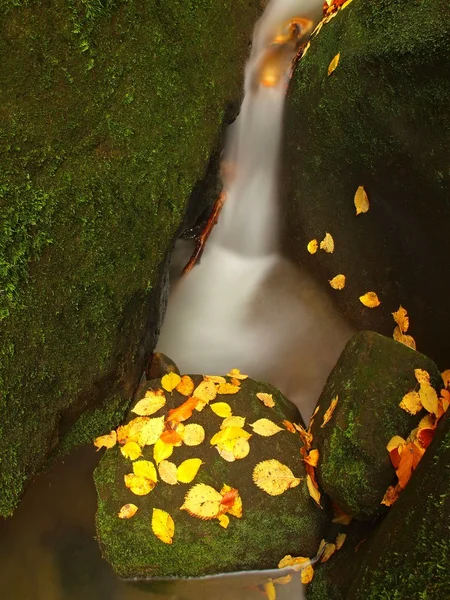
[153,438,173,464]
[218,514,230,529]
[94,430,117,450]
[319,232,334,253]
[152,508,174,544]
[133,460,157,482]
[177,458,203,484]
[250,418,284,436]
[180,483,223,520]
[321,396,338,428]
[252,459,301,496]
[354,185,369,215]
[359,291,380,307]
[306,473,321,506]
[124,473,155,496]
[221,416,246,429]
[327,52,340,76]
[210,402,233,418]
[307,239,318,254]
[175,375,195,397]
[193,380,217,402]
[120,441,142,461]
[399,390,422,415]
[138,416,165,446]
[257,392,275,407]
[181,423,205,446]
[329,274,346,290]
[118,503,138,519]
[226,368,248,380]
[132,389,166,416]
[161,372,181,392]
[158,460,178,485]
[216,383,240,395]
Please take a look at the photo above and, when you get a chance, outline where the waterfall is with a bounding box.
[156,0,353,424]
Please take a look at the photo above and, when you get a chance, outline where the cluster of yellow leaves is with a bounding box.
[278,555,313,583]
[382,368,450,506]
[180,483,242,526]
[392,305,416,350]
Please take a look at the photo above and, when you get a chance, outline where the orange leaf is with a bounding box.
[381,484,400,506]
[283,420,296,433]
[392,306,409,334]
[321,396,338,428]
[399,390,422,415]
[217,382,240,395]
[220,488,239,510]
[176,375,195,397]
[306,473,321,506]
[396,442,419,489]
[167,397,198,424]
[304,449,319,467]
[160,429,183,445]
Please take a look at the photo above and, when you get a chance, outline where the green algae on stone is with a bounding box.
[0,0,262,516]
[310,331,442,520]
[94,376,327,579]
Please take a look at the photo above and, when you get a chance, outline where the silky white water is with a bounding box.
[157,0,353,424]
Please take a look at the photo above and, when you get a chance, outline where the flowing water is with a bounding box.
[0,1,354,598]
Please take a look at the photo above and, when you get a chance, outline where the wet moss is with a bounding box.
[0,0,261,516]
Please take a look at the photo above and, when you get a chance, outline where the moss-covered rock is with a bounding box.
[282,0,450,367]
[311,331,442,519]
[0,0,262,516]
[95,375,327,579]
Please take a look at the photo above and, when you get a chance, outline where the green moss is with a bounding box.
[0,0,260,516]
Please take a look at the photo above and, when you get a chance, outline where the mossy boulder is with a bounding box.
[0,0,262,516]
[95,375,327,579]
[310,331,442,519]
[282,0,450,367]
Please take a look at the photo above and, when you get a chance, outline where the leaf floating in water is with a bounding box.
[177,458,203,484]
[158,460,178,485]
[321,396,338,428]
[329,274,346,290]
[257,392,275,407]
[319,232,334,253]
[359,291,380,308]
[94,430,117,451]
[181,423,205,446]
[210,402,233,418]
[327,52,340,76]
[152,508,175,544]
[354,186,369,215]
[226,368,248,380]
[118,503,138,519]
[176,375,195,397]
[180,483,223,520]
[161,372,181,392]
[253,459,301,496]
[132,389,166,416]
[307,239,318,254]
[250,418,283,437]
[120,441,142,461]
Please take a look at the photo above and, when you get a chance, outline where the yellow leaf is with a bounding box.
[226,368,248,380]
[301,564,314,584]
[312,20,324,38]
[307,239,318,254]
[354,185,369,215]
[327,53,340,76]
[175,375,195,397]
[393,326,417,350]
[250,418,284,436]
[210,426,251,446]
[392,306,409,333]
[94,430,117,451]
[218,514,230,529]
[232,437,250,460]
[221,416,246,429]
[180,483,223,520]
[181,423,205,446]
[321,396,338,428]
[415,369,430,385]
[257,392,275,407]
[319,232,334,253]
[399,390,422,415]
[278,555,309,569]
[301,41,310,60]
[272,574,292,585]
[151,508,174,544]
[253,459,301,496]
[329,274,346,290]
[419,382,439,416]
[217,382,240,395]
[386,435,407,452]
[193,380,217,403]
[264,581,276,600]
[304,449,319,467]
[335,533,346,551]
[320,542,336,563]
[161,372,181,392]
[341,0,353,8]
[359,291,380,308]
[216,446,236,462]
[132,391,166,416]
[220,484,243,518]
[204,375,227,384]
[124,473,155,496]
[306,473,321,506]
[138,416,165,446]
[441,369,450,388]
[133,459,157,482]
[153,438,173,464]
[158,460,178,485]
[118,503,138,519]
[177,458,203,484]
[117,416,149,445]
[210,402,233,418]
[120,441,142,461]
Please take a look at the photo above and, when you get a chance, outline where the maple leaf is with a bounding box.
[210,402,233,418]
[250,418,283,436]
[221,416,246,429]
[180,483,223,520]
[177,458,203,484]
[181,423,205,446]
[118,503,138,519]
[319,232,334,253]
[359,291,380,307]
[306,473,321,506]
[392,306,409,333]
[253,459,301,496]
[321,396,338,428]
[152,508,174,544]
[399,390,422,415]
[153,438,174,464]
[158,460,178,485]
[217,382,240,395]
[132,389,166,416]
[307,239,318,254]
[354,185,369,215]
[124,473,155,496]
[329,274,346,290]
[161,372,181,393]
[167,397,199,424]
[257,392,275,407]
[133,459,157,482]
[175,375,195,397]
[120,441,142,461]
[226,368,248,380]
[327,52,340,76]
[94,430,117,451]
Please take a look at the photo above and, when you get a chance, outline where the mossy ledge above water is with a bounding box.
[0,0,262,517]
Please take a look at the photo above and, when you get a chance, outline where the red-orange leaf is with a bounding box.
[167,397,198,423]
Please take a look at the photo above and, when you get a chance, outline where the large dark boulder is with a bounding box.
[283,0,450,367]
[0,0,262,516]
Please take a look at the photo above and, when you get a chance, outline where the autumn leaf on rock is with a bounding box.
[253,460,301,496]
[306,474,321,506]
[160,429,183,445]
[319,232,334,253]
[393,326,417,350]
[181,423,205,446]
[117,417,149,445]
[335,533,346,551]
[221,416,246,429]
[132,389,166,416]
[295,423,313,450]
[138,416,165,446]
[395,442,421,489]
[327,52,340,76]
[153,438,173,464]
[307,239,318,254]
[392,306,409,333]
[419,382,439,416]
[167,397,199,424]
[176,375,195,397]
[120,441,142,461]
[414,369,430,385]
[177,458,203,484]
[232,437,250,459]
[193,380,217,403]
[210,402,233,418]
[118,503,138,519]
[417,414,436,449]
[283,420,296,433]
[321,396,338,428]
[278,555,309,570]
[94,430,117,451]
[359,291,380,308]
[133,460,157,482]
[218,514,230,528]
[304,449,319,467]
[354,186,369,215]
[230,377,242,387]
[220,484,243,518]
[441,369,450,388]
[399,390,422,415]
[216,382,240,395]
[301,565,314,584]
[257,392,275,408]
[210,427,251,446]
[381,484,400,506]
[158,460,178,485]
[227,368,248,380]
[124,473,155,496]
[152,508,174,544]
[161,372,181,393]
[181,483,223,520]
[204,375,226,384]
[329,274,346,290]
[250,418,283,436]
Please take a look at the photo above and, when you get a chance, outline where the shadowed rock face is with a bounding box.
[0,0,262,517]
[282,0,450,368]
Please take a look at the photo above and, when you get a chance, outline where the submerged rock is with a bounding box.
[283,0,450,367]
[95,375,327,579]
[310,331,442,519]
[0,0,262,516]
